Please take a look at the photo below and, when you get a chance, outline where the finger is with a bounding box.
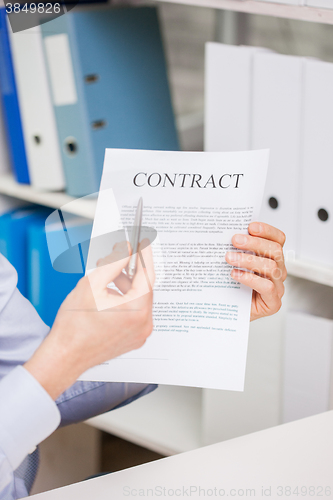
[248,222,286,248]
[231,233,286,277]
[106,288,123,297]
[226,251,285,299]
[92,241,131,288]
[126,239,155,300]
[114,271,132,294]
[225,251,286,295]
[231,269,282,313]
[97,241,131,268]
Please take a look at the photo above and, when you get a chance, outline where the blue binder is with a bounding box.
[0,207,50,297]
[27,214,92,327]
[41,6,179,197]
[0,8,30,184]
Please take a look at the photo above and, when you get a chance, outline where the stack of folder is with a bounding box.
[0,206,48,296]
[0,206,90,327]
[0,8,30,184]
[0,6,179,196]
[205,42,333,267]
[29,212,92,326]
[0,5,179,325]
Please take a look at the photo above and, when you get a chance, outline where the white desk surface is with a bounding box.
[29,411,333,500]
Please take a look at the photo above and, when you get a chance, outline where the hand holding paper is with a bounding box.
[226,222,287,321]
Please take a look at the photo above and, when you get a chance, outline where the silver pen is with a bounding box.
[128,197,143,280]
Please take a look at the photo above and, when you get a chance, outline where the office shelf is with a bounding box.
[1,172,333,287]
[0,173,97,219]
[286,257,333,288]
[154,0,333,25]
[86,385,203,456]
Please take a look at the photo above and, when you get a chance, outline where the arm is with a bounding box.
[0,241,155,499]
[0,248,156,428]
[0,254,50,381]
[0,366,61,500]
[225,222,287,321]
[0,253,60,499]
[24,240,155,400]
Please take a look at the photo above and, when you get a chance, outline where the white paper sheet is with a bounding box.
[80,149,269,390]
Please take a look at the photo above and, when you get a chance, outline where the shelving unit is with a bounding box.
[154,0,333,25]
[0,173,96,219]
[1,0,333,463]
[286,259,333,288]
[1,171,332,288]
[87,385,202,456]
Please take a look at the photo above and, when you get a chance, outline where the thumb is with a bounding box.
[90,241,131,289]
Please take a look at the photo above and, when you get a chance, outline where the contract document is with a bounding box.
[80,149,269,390]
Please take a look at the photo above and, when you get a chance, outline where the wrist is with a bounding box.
[24,331,84,401]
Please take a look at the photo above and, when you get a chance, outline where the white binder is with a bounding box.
[205,43,266,153]
[283,311,333,423]
[300,59,333,267]
[8,23,65,191]
[0,95,10,175]
[252,52,303,256]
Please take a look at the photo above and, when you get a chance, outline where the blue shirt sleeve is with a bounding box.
[0,366,61,500]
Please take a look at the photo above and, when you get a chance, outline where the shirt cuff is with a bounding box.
[0,365,60,470]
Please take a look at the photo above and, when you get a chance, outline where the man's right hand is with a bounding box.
[24,239,155,400]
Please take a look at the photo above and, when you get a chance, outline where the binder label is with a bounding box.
[44,33,77,106]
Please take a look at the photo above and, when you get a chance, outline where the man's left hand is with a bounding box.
[225,222,287,321]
